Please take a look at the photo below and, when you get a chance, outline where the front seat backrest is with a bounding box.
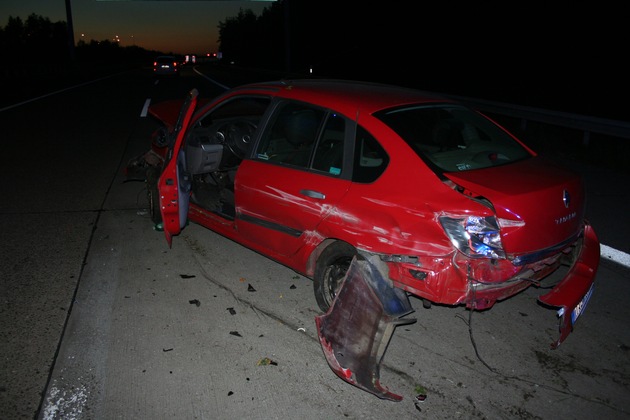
[285,110,319,147]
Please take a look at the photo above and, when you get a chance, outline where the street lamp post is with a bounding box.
[65,0,76,61]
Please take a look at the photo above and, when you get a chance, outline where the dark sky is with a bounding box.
[356,4,627,120]
[2,0,270,54]
[2,1,627,119]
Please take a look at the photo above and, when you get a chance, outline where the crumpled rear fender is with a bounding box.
[315,254,416,401]
[538,223,600,349]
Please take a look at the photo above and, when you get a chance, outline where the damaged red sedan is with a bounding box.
[128,79,599,400]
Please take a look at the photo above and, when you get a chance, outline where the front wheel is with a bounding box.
[313,241,357,312]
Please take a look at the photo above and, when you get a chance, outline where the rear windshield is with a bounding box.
[375,104,531,172]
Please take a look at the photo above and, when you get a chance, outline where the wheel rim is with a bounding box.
[323,257,352,307]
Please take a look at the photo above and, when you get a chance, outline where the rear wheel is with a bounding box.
[146,166,162,224]
[313,241,357,312]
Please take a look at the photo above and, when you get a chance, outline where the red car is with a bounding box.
[128,79,599,400]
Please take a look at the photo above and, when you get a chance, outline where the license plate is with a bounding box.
[571,284,594,325]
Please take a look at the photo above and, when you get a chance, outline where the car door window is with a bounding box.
[186,96,271,171]
[256,102,325,168]
[312,113,346,176]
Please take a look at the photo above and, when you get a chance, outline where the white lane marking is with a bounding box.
[140,98,151,117]
[41,381,88,420]
[0,72,123,113]
[601,244,630,268]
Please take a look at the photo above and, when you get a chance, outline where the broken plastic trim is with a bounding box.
[315,254,416,401]
[538,224,600,349]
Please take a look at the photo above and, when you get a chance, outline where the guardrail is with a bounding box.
[200,62,630,145]
[442,94,630,143]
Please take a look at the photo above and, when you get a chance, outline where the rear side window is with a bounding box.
[352,126,388,183]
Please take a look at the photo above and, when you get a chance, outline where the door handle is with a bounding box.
[300,189,325,200]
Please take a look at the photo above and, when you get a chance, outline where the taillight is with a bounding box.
[440,215,506,259]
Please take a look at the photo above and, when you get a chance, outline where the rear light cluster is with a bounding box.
[440,215,506,259]
[153,61,178,69]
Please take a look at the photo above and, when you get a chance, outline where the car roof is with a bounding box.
[231,79,456,115]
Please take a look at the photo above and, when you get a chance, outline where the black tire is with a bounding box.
[146,166,162,224]
[313,241,357,312]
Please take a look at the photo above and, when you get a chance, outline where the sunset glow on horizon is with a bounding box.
[2,0,271,54]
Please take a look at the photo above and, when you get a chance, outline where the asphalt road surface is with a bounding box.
[1,66,629,420]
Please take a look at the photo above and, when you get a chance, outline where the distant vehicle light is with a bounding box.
[153,55,179,76]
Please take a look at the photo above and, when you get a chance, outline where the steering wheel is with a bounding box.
[217,121,257,159]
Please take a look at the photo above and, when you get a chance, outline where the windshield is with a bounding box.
[375,104,531,172]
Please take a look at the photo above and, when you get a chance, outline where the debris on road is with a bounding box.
[414,384,427,402]
[257,357,277,366]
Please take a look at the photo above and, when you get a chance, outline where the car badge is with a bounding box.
[563,189,570,208]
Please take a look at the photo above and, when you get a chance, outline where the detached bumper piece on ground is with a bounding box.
[315,254,416,401]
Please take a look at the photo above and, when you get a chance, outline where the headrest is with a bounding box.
[285,111,319,146]
[432,119,464,150]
